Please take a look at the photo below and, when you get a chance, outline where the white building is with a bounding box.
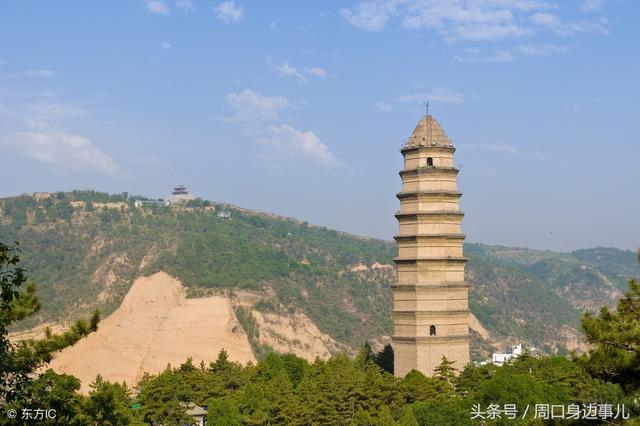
[133,199,165,208]
[492,344,524,366]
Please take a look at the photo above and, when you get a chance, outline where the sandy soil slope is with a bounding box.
[49,272,255,392]
[251,310,344,360]
[469,313,491,339]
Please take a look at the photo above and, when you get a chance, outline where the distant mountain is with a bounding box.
[1,191,638,361]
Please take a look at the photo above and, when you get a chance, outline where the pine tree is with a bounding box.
[138,367,191,425]
[28,369,83,425]
[355,342,375,366]
[399,370,440,404]
[373,343,394,375]
[0,241,40,402]
[576,250,640,393]
[207,397,242,426]
[249,353,295,424]
[79,376,139,425]
[1,241,102,405]
[455,363,496,397]
[434,356,457,393]
[396,406,419,426]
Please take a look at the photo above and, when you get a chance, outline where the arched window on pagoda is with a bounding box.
[429,325,437,336]
[426,157,434,167]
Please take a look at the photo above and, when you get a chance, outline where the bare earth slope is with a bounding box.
[50,272,255,392]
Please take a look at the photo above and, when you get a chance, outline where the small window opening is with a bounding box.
[426,157,434,167]
[429,325,437,336]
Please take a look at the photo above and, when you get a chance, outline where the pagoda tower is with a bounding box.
[392,114,469,377]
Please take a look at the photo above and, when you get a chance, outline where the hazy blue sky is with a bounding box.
[0,0,638,251]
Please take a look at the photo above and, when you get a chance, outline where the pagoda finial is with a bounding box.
[424,101,431,142]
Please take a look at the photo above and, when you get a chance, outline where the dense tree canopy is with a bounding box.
[1,240,639,425]
[1,241,43,403]
[126,347,637,425]
[0,241,108,425]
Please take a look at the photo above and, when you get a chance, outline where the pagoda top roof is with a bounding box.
[172,185,189,195]
[403,115,453,149]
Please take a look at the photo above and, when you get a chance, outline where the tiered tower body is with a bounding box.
[392,114,469,377]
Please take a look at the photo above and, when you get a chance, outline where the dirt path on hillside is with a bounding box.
[49,272,255,392]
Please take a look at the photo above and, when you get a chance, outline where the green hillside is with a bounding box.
[1,191,638,360]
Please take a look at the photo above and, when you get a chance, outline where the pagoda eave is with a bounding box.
[392,335,470,344]
[400,144,456,154]
[394,233,466,242]
[393,256,468,264]
[393,309,469,316]
[391,281,470,290]
[395,211,465,219]
[399,167,459,177]
[396,190,462,199]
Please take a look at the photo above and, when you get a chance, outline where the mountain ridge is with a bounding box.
[2,190,638,361]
